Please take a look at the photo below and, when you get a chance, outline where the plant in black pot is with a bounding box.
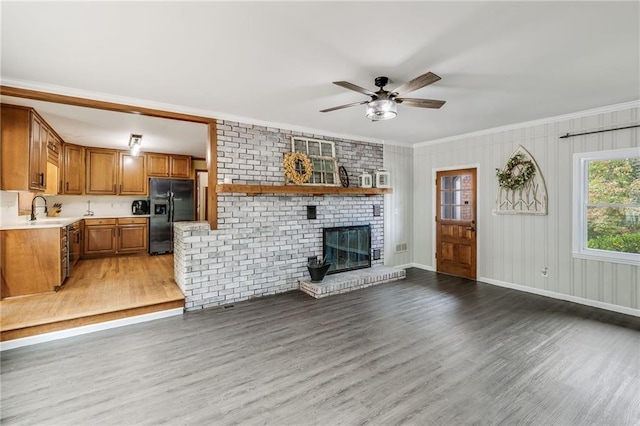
[307,256,331,283]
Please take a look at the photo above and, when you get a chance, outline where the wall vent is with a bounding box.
[395,242,408,253]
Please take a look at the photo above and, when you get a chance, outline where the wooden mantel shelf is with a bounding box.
[216,184,393,196]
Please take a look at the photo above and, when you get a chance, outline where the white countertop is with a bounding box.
[0,215,150,230]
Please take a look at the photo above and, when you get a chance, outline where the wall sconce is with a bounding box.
[129,134,143,156]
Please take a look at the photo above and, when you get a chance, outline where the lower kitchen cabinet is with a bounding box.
[84,217,148,257]
[1,227,66,298]
[84,218,117,255]
[118,218,148,253]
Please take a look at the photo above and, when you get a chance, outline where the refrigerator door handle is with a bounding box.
[170,191,175,223]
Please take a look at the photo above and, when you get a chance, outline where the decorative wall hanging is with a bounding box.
[283,152,313,184]
[338,166,349,187]
[494,145,547,215]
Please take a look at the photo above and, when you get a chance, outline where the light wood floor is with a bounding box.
[0,254,184,341]
[1,268,639,425]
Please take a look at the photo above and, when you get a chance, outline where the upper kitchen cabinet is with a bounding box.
[147,153,170,177]
[86,148,147,195]
[1,104,49,192]
[170,155,191,178]
[62,144,84,195]
[147,153,191,178]
[119,152,147,195]
[86,148,119,195]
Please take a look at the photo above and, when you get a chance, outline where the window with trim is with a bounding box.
[573,147,640,265]
[291,137,339,185]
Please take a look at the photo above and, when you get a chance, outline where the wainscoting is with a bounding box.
[2,268,638,425]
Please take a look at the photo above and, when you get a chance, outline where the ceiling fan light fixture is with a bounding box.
[366,99,397,121]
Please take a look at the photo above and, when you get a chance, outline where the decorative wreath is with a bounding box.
[496,153,536,190]
[284,152,313,184]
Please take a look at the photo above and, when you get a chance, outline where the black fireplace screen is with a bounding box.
[323,225,371,274]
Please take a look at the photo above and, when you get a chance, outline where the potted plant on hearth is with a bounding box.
[307,256,331,283]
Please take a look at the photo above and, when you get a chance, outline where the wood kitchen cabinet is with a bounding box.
[117,218,148,253]
[84,218,148,257]
[119,152,147,195]
[86,149,146,195]
[146,153,170,177]
[63,144,84,195]
[85,148,119,195]
[147,153,191,178]
[84,218,117,255]
[1,104,49,192]
[1,227,66,298]
[170,155,191,178]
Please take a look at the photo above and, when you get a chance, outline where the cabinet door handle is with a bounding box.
[113,184,116,193]
[40,173,44,185]
[66,182,69,191]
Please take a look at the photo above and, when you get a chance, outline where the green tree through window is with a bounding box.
[587,157,640,254]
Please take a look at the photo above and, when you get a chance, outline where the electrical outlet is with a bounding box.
[541,267,549,277]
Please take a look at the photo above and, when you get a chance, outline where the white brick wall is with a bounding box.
[174,119,386,311]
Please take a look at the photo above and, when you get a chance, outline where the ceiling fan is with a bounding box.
[320,71,445,121]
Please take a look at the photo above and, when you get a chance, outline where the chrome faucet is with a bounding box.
[30,195,48,221]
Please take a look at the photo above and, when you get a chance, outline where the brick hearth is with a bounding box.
[299,266,406,299]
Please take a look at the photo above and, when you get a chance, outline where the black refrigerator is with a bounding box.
[149,178,194,254]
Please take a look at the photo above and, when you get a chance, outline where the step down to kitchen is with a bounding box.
[299,266,406,299]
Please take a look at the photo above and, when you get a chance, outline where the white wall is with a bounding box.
[384,144,413,267]
[413,105,639,314]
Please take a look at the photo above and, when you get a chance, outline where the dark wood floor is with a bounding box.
[2,268,639,425]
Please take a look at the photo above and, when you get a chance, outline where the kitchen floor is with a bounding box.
[0,254,184,341]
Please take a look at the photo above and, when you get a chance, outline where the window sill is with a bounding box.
[572,251,640,266]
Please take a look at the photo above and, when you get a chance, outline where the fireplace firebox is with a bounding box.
[323,225,371,275]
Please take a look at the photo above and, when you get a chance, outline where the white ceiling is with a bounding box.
[1,1,639,158]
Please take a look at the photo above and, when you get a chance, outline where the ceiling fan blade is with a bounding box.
[395,98,446,109]
[320,100,369,113]
[391,72,441,96]
[333,81,377,97]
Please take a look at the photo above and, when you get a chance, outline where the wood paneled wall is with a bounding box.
[413,106,639,312]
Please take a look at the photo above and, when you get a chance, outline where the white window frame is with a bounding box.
[572,147,640,265]
[290,136,339,186]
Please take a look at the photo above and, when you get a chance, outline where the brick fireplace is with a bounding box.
[174,119,386,311]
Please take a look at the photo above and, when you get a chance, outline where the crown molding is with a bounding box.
[414,100,640,148]
[0,77,401,146]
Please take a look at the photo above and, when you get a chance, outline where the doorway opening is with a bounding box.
[195,169,209,221]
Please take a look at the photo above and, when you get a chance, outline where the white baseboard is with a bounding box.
[479,277,640,318]
[410,263,436,271]
[1,308,184,351]
[392,263,414,270]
